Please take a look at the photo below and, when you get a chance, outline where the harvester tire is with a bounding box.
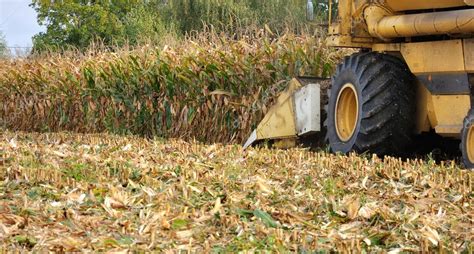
[461,109,474,169]
[325,52,416,155]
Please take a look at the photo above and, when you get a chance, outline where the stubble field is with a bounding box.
[0,131,472,252]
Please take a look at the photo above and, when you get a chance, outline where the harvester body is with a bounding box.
[328,0,474,137]
[246,0,474,167]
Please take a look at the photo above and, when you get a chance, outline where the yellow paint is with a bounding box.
[328,1,474,49]
[338,0,352,36]
[372,43,401,52]
[252,1,474,146]
[363,5,394,41]
[326,35,374,48]
[384,0,467,11]
[401,40,465,74]
[427,95,471,137]
[255,79,301,140]
[371,9,474,39]
[464,39,474,72]
[325,0,474,140]
[414,86,470,137]
[335,83,359,142]
[415,82,432,134]
[467,126,474,163]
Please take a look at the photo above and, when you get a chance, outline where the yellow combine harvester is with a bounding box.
[245,0,474,168]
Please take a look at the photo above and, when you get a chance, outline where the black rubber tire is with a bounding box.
[461,109,474,169]
[325,52,416,156]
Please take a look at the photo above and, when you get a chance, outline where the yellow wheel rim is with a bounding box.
[467,125,474,163]
[335,83,359,142]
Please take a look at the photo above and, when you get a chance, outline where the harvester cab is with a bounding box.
[245,0,474,168]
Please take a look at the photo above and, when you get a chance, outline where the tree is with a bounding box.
[155,0,329,35]
[0,31,9,58]
[30,0,165,51]
[31,1,125,51]
[156,0,256,34]
[30,0,330,51]
[122,5,165,45]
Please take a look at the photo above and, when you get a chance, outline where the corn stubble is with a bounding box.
[0,131,472,252]
[0,32,339,144]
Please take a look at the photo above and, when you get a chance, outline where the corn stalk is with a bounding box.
[0,32,342,143]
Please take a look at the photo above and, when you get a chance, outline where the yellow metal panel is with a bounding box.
[338,0,352,35]
[427,95,471,137]
[401,40,465,74]
[415,82,432,134]
[464,38,474,72]
[426,92,438,127]
[256,98,295,139]
[326,35,374,48]
[255,79,301,140]
[372,43,401,52]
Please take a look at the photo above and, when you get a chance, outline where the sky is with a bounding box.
[0,0,44,48]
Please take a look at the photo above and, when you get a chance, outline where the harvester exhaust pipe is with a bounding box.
[365,6,474,40]
[306,0,314,21]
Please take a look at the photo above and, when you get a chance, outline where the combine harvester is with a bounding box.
[245,0,474,168]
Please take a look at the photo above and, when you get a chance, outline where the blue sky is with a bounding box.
[0,0,44,48]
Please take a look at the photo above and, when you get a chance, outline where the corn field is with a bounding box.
[0,31,340,143]
[0,29,472,253]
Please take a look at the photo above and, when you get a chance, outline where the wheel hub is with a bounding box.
[467,124,474,163]
[335,83,359,142]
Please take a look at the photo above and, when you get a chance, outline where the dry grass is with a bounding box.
[0,131,472,252]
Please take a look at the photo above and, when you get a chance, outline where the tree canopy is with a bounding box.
[31,0,160,51]
[31,0,330,52]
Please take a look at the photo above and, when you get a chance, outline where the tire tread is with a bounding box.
[325,52,416,156]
